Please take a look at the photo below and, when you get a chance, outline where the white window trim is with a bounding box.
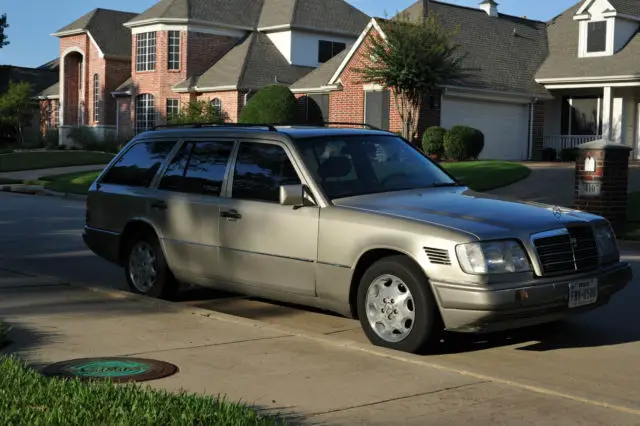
[167,30,181,71]
[93,73,101,123]
[211,98,222,114]
[579,19,614,57]
[136,94,156,133]
[136,32,157,72]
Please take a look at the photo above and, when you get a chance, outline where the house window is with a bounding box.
[136,32,157,72]
[561,96,602,136]
[93,73,100,123]
[135,94,156,133]
[211,98,222,115]
[166,98,179,118]
[318,40,347,63]
[53,100,60,127]
[587,21,607,53]
[168,31,180,70]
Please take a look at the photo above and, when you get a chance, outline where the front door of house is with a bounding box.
[365,90,390,130]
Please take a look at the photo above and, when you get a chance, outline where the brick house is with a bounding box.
[39,0,369,145]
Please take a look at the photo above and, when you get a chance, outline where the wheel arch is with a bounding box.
[118,218,163,265]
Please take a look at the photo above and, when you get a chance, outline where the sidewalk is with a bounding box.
[1,268,639,425]
[0,164,104,181]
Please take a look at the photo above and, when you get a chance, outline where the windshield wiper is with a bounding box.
[430,182,461,188]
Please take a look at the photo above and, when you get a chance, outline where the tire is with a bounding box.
[124,230,179,300]
[357,255,442,354]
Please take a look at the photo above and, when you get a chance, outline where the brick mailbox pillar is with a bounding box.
[574,139,632,235]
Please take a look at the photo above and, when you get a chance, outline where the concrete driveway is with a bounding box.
[1,191,640,423]
[487,161,640,207]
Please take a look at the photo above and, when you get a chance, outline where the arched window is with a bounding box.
[135,94,155,133]
[211,98,222,115]
[93,73,100,123]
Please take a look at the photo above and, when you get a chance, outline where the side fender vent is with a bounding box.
[424,247,451,265]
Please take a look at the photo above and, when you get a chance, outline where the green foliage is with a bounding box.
[0,151,114,173]
[66,127,126,153]
[0,81,37,145]
[238,85,298,124]
[0,14,8,49]
[443,161,531,192]
[355,13,466,140]
[559,147,578,162]
[541,147,557,161]
[444,125,484,161]
[167,99,226,125]
[0,355,284,425]
[43,129,59,150]
[422,126,446,158]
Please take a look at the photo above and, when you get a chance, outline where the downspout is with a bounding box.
[528,99,536,160]
[244,89,253,107]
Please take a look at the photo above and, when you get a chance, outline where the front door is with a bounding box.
[217,140,319,296]
[365,89,390,130]
[147,139,235,282]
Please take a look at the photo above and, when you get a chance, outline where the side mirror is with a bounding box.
[279,184,305,206]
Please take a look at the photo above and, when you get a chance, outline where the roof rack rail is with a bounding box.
[152,122,278,131]
[269,121,383,130]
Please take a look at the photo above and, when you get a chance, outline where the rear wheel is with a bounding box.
[357,255,441,354]
[124,230,179,300]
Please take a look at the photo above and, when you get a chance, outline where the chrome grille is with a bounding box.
[424,247,451,265]
[532,226,599,276]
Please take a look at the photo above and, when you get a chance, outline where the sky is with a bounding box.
[1,0,580,68]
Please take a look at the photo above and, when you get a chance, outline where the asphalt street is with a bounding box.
[1,191,640,416]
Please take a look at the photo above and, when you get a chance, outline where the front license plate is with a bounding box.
[568,279,598,308]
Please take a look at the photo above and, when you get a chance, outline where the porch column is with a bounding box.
[601,86,613,141]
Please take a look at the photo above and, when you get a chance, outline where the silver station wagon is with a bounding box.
[83,123,633,354]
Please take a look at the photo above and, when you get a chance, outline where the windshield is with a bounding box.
[293,134,457,200]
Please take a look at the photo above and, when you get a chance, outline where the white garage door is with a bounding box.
[440,97,529,160]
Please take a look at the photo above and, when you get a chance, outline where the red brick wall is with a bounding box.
[187,32,238,78]
[197,91,242,123]
[116,97,134,139]
[104,59,131,126]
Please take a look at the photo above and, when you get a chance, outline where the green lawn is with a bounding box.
[442,161,531,192]
[0,355,284,425]
[35,170,103,195]
[0,151,114,173]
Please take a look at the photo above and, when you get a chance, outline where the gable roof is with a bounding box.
[606,0,640,16]
[38,82,60,99]
[290,49,349,92]
[174,32,314,92]
[52,8,138,58]
[535,2,640,82]
[125,0,263,29]
[258,0,370,36]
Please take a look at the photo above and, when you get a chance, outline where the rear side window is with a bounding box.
[101,141,176,187]
[158,140,234,196]
[231,142,301,203]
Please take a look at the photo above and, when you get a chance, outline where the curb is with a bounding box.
[7,267,640,416]
[0,184,87,201]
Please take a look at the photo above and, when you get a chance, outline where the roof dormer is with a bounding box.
[574,0,640,58]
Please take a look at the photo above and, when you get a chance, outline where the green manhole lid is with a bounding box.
[41,357,179,383]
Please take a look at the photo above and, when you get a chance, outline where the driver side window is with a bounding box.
[231,142,301,203]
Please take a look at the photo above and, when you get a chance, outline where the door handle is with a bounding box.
[220,209,241,220]
[151,200,168,210]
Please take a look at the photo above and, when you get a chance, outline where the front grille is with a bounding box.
[532,226,599,276]
[424,247,451,265]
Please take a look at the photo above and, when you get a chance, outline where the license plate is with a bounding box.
[568,279,598,308]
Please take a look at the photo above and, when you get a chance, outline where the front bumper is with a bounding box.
[433,262,633,333]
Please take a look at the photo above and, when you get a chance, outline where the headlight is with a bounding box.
[455,240,531,275]
[594,223,619,262]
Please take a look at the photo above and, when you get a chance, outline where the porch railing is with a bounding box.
[543,135,601,152]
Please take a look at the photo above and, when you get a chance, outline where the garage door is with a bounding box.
[440,97,529,160]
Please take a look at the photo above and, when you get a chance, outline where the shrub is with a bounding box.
[422,126,446,158]
[68,126,101,149]
[444,125,484,161]
[43,129,59,150]
[560,147,578,162]
[238,85,297,124]
[168,99,226,125]
[541,147,557,161]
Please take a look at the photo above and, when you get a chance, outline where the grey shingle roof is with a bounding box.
[126,0,263,28]
[402,1,550,96]
[38,82,60,98]
[0,65,59,96]
[609,0,640,17]
[258,0,370,36]
[289,49,348,91]
[53,8,137,58]
[179,32,314,91]
[114,77,133,93]
[535,2,640,81]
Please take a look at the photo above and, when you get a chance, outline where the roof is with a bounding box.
[38,58,60,71]
[38,82,60,98]
[289,49,348,91]
[258,0,369,36]
[609,0,640,17]
[535,2,640,81]
[114,77,133,94]
[176,32,314,91]
[126,0,263,28]
[0,65,59,96]
[53,8,138,58]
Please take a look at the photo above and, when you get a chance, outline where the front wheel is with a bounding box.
[357,255,442,354]
[124,231,179,300]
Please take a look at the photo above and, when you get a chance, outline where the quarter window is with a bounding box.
[159,141,234,196]
[136,32,157,72]
[101,141,176,187]
[231,142,301,203]
[168,30,180,70]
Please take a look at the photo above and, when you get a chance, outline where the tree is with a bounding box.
[0,14,8,48]
[0,81,37,145]
[355,13,466,141]
[238,85,298,124]
[167,99,226,125]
